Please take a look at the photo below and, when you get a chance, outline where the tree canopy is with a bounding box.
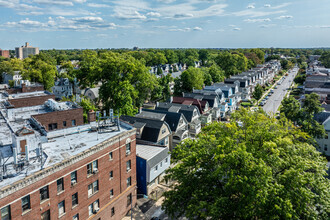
[77,50,157,115]
[163,109,330,219]
[280,94,325,138]
[253,84,263,100]
[174,67,204,96]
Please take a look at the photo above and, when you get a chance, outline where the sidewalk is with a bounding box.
[122,196,165,220]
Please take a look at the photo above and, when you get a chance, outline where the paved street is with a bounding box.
[262,67,299,114]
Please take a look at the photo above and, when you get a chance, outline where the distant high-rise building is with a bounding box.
[0,49,10,58]
[15,42,39,59]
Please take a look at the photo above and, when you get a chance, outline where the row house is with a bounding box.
[136,144,171,196]
[212,83,241,112]
[193,87,228,118]
[136,109,189,150]
[171,96,213,126]
[120,115,172,148]
[52,78,81,100]
[156,102,201,138]
[0,91,137,220]
[183,92,222,120]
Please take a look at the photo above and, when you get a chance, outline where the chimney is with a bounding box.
[25,42,29,47]
[156,102,159,107]
[88,110,96,123]
[21,83,26,93]
[170,96,173,103]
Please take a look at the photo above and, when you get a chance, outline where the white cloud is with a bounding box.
[72,0,86,3]
[157,0,176,3]
[193,26,202,31]
[33,0,74,6]
[233,27,241,31]
[87,3,111,8]
[115,11,147,20]
[247,4,255,9]
[276,15,293,19]
[264,4,271,8]
[173,13,194,18]
[233,9,285,18]
[271,3,291,10]
[147,12,161,17]
[244,18,271,23]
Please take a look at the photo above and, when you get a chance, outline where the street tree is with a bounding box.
[252,84,263,100]
[280,93,325,138]
[163,109,330,220]
[174,67,204,95]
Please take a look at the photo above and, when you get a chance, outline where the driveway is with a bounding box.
[262,67,299,114]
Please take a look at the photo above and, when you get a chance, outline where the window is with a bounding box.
[161,128,166,134]
[72,193,78,207]
[155,165,158,171]
[87,160,98,175]
[63,121,67,127]
[127,193,132,207]
[109,152,113,160]
[88,180,99,197]
[21,195,30,212]
[126,143,131,155]
[48,123,57,131]
[40,185,49,202]
[58,200,65,216]
[73,214,79,220]
[165,157,168,163]
[126,160,131,172]
[41,210,50,220]
[110,189,114,198]
[72,119,76,126]
[57,178,64,193]
[88,199,99,216]
[109,170,113,179]
[160,162,163,168]
[325,145,328,151]
[111,207,115,216]
[1,205,11,220]
[127,177,131,187]
[71,171,77,185]
[326,133,329,139]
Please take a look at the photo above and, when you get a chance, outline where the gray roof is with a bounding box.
[314,112,330,124]
[136,111,166,121]
[136,144,169,168]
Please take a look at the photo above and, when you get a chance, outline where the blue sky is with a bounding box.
[0,0,330,49]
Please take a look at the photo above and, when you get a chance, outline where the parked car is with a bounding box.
[259,101,265,106]
[274,86,278,89]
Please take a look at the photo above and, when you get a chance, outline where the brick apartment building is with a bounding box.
[0,91,137,220]
[0,49,9,58]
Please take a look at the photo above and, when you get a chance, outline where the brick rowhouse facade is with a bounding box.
[0,130,137,220]
[8,94,55,108]
[32,108,84,131]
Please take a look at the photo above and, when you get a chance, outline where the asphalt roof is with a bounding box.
[120,115,170,143]
[156,102,198,122]
[141,108,186,132]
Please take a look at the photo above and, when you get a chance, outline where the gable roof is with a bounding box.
[156,102,199,122]
[172,96,208,114]
[140,108,187,132]
[314,112,330,124]
[120,115,171,143]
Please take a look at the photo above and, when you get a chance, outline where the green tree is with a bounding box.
[319,51,330,68]
[198,49,209,66]
[208,64,224,83]
[215,52,248,77]
[163,109,330,219]
[174,67,204,96]
[157,66,163,75]
[280,94,325,138]
[78,51,157,115]
[252,84,263,100]
[164,50,178,64]
[22,56,57,91]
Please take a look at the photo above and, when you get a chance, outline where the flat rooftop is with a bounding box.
[0,123,132,189]
[8,91,52,99]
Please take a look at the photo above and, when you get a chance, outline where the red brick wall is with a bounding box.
[0,133,137,220]
[7,85,45,95]
[8,94,55,108]
[0,50,9,58]
[32,108,84,131]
